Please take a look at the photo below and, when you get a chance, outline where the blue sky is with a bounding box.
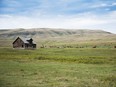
[0,0,116,33]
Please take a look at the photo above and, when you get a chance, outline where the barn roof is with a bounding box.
[20,37,31,43]
[13,37,36,44]
[20,37,36,44]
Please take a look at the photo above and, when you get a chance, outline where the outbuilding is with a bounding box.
[13,37,36,49]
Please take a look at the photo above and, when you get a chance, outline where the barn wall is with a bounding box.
[13,38,24,48]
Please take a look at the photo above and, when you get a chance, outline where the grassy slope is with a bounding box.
[0,28,116,48]
[0,29,116,87]
[0,48,116,87]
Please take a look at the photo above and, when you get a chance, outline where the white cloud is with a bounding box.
[0,11,116,33]
[91,2,116,8]
[112,2,116,6]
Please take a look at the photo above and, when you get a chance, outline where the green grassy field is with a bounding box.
[0,48,116,87]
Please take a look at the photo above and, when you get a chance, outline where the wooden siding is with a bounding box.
[13,38,24,48]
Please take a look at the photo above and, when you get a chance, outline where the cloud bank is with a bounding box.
[0,0,116,33]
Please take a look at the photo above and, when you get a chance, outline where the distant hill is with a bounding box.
[0,28,116,48]
[0,28,113,39]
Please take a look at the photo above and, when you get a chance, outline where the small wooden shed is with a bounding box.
[12,37,36,49]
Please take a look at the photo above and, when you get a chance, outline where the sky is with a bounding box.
[0,0,116,33]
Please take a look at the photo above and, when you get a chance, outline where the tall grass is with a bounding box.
[0,60,115,87]
[0,48,116,64]
[0,48,115,87]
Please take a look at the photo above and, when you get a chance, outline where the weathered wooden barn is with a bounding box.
[13,37,36,49]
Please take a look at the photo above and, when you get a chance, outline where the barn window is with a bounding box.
[22,45,24,47]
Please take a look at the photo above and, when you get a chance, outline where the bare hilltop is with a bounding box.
[0,28,116,48]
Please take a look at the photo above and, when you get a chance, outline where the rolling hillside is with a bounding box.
[0,28,116,48]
